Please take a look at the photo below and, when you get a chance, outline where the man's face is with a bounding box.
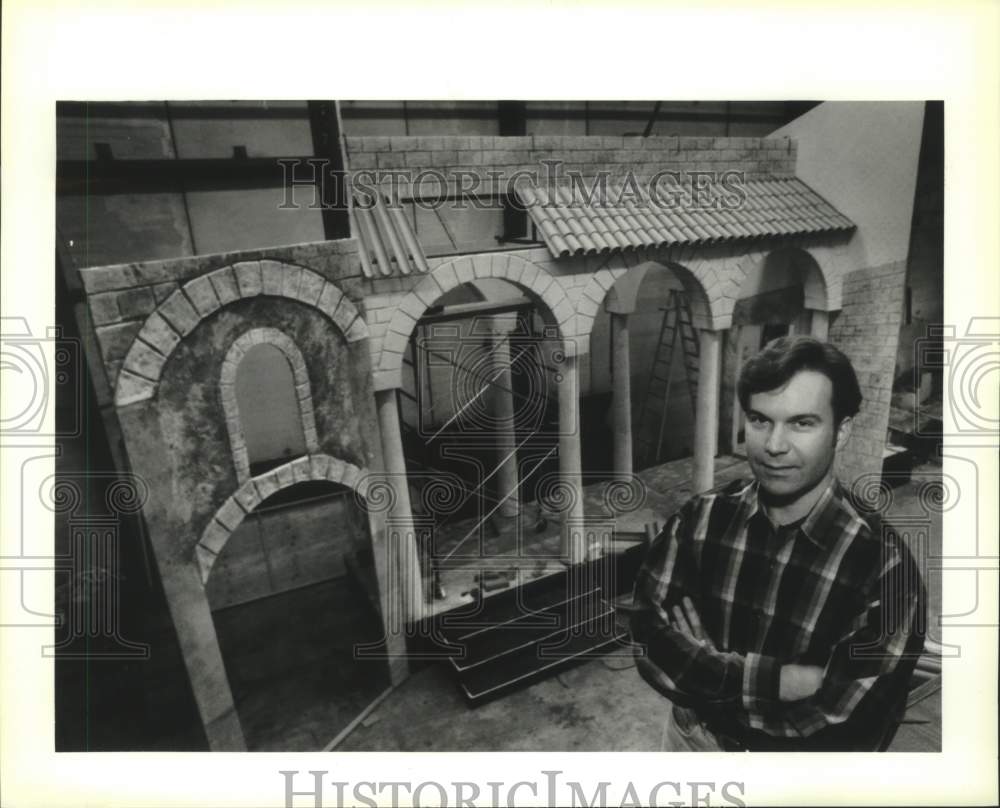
[744,369,851,503]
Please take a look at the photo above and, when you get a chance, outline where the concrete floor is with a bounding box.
[337,647,941,752]
[339,646,666,752]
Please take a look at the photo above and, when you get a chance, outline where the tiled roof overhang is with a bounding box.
[351,194,431,279]
[515,175,855,258]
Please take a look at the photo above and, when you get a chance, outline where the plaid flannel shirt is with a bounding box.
[631,476,926,749]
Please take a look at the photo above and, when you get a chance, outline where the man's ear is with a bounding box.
[835,416,853,451]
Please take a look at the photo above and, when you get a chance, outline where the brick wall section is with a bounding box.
[343,135,797,195]
[78,239,362,396]
[830,261,908,490]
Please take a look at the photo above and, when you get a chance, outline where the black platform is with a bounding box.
[418,546,645,704]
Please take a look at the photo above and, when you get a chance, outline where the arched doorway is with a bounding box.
[587,261,713,473]
[205,480,389,750]
[398,276,567,610]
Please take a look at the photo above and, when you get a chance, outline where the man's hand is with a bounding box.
[779,664,824,702]
[669,596,716,651]
[670,597,825,703]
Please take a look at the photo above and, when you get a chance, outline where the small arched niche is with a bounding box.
[237,343,307,471]
[221,328,319,482]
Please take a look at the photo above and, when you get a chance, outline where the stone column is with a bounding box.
[809,309,830,341]
[692,329,722,494]
[557,351,586,563]
[375,388,424,623]
[162,567,248,751]
[610,312,634,479]
[489,315,520,518]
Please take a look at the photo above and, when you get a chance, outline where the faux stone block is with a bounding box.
[132,261,179,287]
[254,470,280,501]
[79,264,136,293]
[124,339,167,381]
[382,329,408,356]
[233,481,261,513]
[326,457,346,484]
[309,454,330,479]
[158,290,201,336]
[208,267,240,306]
[184,275,221,318]
[290,456,311,483]
[151,281,178,304]
[413,276,445,308]
[215,497,246,532]
[88,292,122,326]
[199,519,230,556]
[345,317,369,343]
[317,283,345,320]
[340,463,361,491]
[233,261,262,297]
[195,544,217,584]
[371,367,402,391]
[297,270,326,306]
[332,296,360,332]
[399,290,428,321]
[114,369,156,407]
[260,260,285,296]
[489,253,510,278]
[117,286,157,319]
[433,262,458,292]
[281,265,304,299]
[232,447,250,480]
[275,462,294,489]
[96,321,143,364]
[386,308,416,337]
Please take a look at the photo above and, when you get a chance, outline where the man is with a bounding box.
[630,336,926,751]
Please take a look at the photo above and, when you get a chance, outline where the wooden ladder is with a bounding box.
[635,290,700,468]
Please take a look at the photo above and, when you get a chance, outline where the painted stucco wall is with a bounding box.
[771,102,927,491]
[138,294,374,555]
[770,101,925,271]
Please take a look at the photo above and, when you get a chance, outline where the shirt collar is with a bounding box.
[742,476,843,548]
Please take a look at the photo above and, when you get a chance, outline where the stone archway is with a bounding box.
[372,253,574,391]
[573,259,717,480]
[115,260,368,407]
[369,251,589,568]
[219,327,321,484]
[194,453,371,584]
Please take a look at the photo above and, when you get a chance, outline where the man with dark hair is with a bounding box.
[631,335,926,751]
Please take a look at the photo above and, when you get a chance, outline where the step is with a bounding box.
[449,593,614,672]
[457,611,627,702]
[438,580,601,643]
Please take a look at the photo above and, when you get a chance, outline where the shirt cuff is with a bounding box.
[742,651,782,712]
